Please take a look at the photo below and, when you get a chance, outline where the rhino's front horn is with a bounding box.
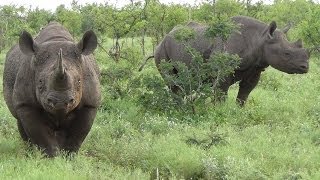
[56,48,65,78]
[294,39,303,48]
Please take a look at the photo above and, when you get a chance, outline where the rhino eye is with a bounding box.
[76,79,81,91]
[284,50,291,57]
[38,84,45,92]
[73,51,81,59]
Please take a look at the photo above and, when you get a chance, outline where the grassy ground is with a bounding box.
[1,39,320,179]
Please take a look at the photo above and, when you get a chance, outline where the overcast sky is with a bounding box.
[0,0,270,11]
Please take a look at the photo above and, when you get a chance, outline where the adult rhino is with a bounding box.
[3,22,101,157]
[140,16,309,106]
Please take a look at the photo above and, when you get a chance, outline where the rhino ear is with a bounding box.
[264,21,277,39]
[19,31,37,55]
[77,30,97,55]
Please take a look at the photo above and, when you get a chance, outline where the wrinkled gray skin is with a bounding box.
[154,16,309,106]
[3,22,101,157]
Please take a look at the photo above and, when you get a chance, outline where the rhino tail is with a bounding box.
[138,55,155,71]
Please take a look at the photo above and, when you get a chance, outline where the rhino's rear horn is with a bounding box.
[282,22,292,34]
[306,48,313,58]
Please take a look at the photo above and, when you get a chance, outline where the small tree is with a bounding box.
[55,5,82,38]
[0,5,28,51]
[160,15,241,114]
[297,5,320,55]
[26,8,53,34]
[105,2,142,62]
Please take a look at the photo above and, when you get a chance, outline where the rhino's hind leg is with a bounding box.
[168,67,182,94]
[17,119,29,142]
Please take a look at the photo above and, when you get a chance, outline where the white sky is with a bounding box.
[0,0,270,11]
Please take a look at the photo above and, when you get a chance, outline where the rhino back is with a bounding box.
[35,22,74,44]
[227,16,270,69]
[155,16,270,70]
[155,22,212,66]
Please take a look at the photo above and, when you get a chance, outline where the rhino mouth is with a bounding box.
[47,101,69,110]
[287,62,309,74]
[292,65,308,74]
[43,96,76,115]
[44,102,69,115]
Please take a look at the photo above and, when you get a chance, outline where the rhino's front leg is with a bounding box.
[62,106,97,153]
[17,119,29,142]
[237,72,261,106]
[16,106,59,157]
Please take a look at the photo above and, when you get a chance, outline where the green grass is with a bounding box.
[1,42,320,179]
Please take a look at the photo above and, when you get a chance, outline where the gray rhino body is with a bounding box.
[3,22,101,157]
[154,16,309,105]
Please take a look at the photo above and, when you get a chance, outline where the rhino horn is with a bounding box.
[282,22,292,34]
[56,48,65,79]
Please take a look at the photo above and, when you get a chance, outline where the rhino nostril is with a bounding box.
[47,98,56,107]
[67,98,75,105]
[47,98,52,103]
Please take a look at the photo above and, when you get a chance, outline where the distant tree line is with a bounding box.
[1,0,320,56]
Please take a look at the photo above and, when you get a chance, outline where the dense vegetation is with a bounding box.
[1,0,320,179]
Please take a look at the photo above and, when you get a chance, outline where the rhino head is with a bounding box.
[19,30,97,115]
[260,21,309,74]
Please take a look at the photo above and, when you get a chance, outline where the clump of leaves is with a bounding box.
[202,157,229,179]
[100,44,154,102]
[185,132,229,150]
[100,65,133,99]
[298,8,320,47]
[205,15,239,42]
[173,26,196,42]
[160,51,240,113]
[185,124,229,150]
[129,74,177,113]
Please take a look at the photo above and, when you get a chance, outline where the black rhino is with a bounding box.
[140,16,309,106]
[3,22,101,157]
